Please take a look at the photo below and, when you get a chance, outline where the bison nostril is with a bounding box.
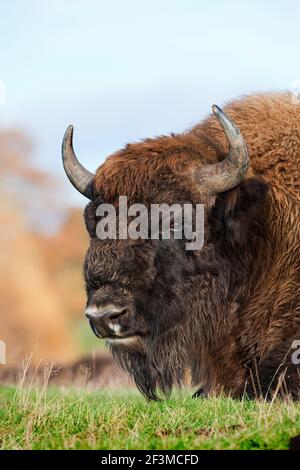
[108,308,128,321]
[85,303,135,339]
[85,304,133,326]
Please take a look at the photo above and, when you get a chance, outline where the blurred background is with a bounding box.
[1,0,300,378]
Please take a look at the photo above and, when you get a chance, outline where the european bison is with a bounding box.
[62,92,300,400]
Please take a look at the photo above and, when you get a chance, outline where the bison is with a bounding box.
[62,92,300,400]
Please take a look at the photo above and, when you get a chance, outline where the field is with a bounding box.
[1,386,300,450]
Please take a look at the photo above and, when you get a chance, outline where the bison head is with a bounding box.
[62,106,268,399]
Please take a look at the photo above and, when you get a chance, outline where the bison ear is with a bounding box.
[209,178,269,247]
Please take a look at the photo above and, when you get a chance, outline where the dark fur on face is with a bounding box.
[82,92,300,400]
[84,177,270,400]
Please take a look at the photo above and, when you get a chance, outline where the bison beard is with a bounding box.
[62,92,300,400]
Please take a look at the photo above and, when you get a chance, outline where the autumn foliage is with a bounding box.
[0,128,88,364]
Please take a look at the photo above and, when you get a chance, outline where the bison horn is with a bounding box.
[62,125,94,199]
[197,105,249,194]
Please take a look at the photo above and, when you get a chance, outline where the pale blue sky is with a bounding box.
[1,0,300,204]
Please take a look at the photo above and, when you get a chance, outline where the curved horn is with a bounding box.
[197,105,249,194]
[62,125,94,199]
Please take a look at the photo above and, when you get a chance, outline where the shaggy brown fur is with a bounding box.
[83,92,300,399]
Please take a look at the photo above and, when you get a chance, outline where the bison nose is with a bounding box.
[85,304,130,338]
[85,304,128,321]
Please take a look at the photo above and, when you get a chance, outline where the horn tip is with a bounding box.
[63,125,74,145]
[66,124,74,135]
[62,125,75,160]
[212,104,222,115]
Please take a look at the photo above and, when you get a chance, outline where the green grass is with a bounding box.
[0,386,300,449]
